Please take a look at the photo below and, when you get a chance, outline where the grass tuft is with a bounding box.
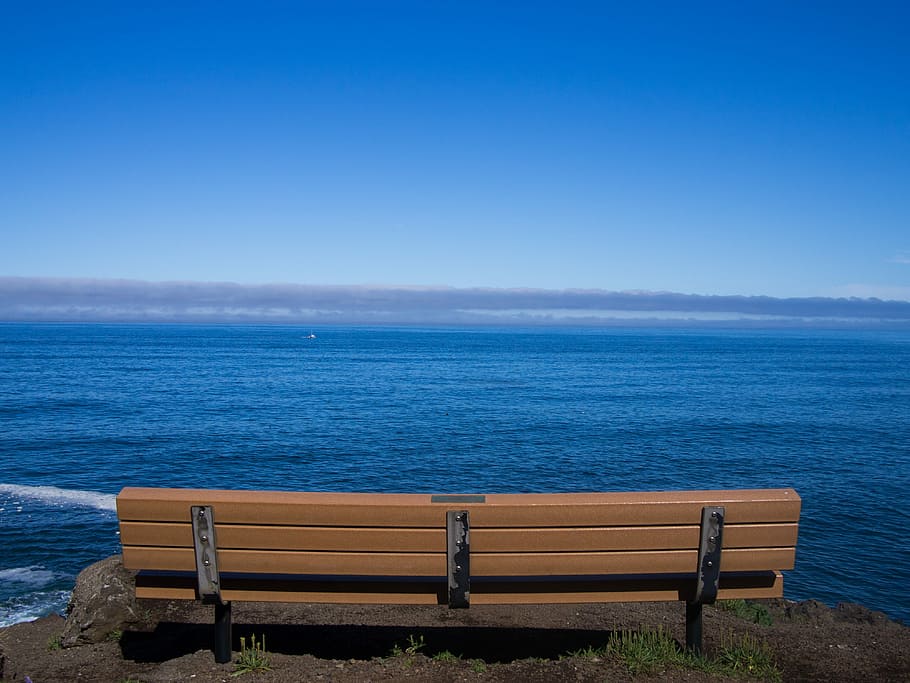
[432,649,461,663]
[717,599,774,626]
[716,632,781,682]
[606,626,690,674]
[232,633,272,677]
[46,634,63,651]
[561,626,782,681]
[563,644,607,660]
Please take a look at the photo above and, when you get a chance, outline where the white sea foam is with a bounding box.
[0,566,58,587]
[0,589,71,628]
[0,484,117,512]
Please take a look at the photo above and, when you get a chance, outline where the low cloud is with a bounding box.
[2,277,910,326]
[827,283,910,302]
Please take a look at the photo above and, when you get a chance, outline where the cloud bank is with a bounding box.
[2,277,910,327]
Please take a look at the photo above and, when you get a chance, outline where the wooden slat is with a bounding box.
[470,574,784,604]
[123,546,445,575]
[133,571,783,603]
[119,520,798,553]
[122,546,795,577]
[470,585,784,604]
[473,524,798,552]
[116,487,801,527]
[473,549,796,575]
[120,522,442,552]
[137,586,444,603]
[135,573,445,603]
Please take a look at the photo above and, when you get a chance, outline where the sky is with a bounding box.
[2,2,909,323]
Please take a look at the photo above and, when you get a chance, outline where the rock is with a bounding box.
[61,555,142,647]
[784,599,836,623]
[835,602,893,625]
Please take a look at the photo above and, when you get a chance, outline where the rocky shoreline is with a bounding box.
[1,556,909,682]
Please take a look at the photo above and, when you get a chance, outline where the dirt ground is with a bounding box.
[2,597,909,682]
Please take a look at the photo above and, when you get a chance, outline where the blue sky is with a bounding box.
[2,2,909,318]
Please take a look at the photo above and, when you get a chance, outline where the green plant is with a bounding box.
[391,633,425,658]
[432,649,460,663]
[470,658,487,673]
[404,633,425,656]
[606,627,692,675]
[591,626,782,681]
[717,599,774,626]
[107,629,124,642]
[562,644,607,660]
[389,633,426,668]
[716,632,781,682]
[46,634,63,651]
[232,633,272,676]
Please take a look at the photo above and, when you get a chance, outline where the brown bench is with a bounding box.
[116,487,801,663]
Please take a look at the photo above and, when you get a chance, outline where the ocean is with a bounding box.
[1,323,908,626]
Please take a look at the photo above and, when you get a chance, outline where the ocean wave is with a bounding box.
[0,589,71,628]
[0,566,58,588]
[0,484,116,512]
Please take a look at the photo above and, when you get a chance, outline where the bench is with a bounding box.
[116,487,801,663]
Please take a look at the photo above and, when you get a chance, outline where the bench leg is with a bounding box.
[214,601,232,663]
[685,601,703,654]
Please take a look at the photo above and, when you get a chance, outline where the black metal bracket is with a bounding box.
[447,510,470,608]
[191,505,232,663]
[693,505,724,605]
[191,505,222,604]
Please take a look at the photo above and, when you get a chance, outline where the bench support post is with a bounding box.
[214,600,232,664]
[686,506,725,653]
[685,601,703,652]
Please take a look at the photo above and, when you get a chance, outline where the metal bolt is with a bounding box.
[455,565,462,572]
[706,560,713,568]
[203,559,210,567]
[456,514,463,521]
[201,534,209,543]
[198,509,206,518]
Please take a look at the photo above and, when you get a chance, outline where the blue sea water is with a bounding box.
[1,323,909,626]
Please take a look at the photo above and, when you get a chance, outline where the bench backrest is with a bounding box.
[117,487,800,604]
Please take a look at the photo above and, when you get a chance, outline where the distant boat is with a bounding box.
[305,333,317,339]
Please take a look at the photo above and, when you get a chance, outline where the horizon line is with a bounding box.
[2,276,910,327]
